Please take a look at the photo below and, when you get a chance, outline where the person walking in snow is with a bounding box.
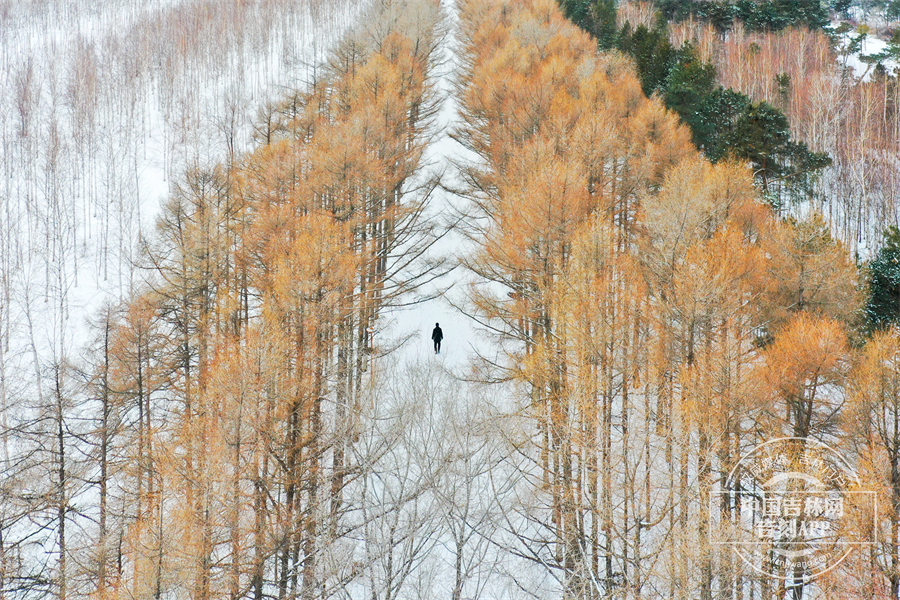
[432,322,443,354]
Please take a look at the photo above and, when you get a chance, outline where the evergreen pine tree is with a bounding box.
[617,22,675,96]
[866,226,900,331]
[590,0,618,50]
[560,0,592,31]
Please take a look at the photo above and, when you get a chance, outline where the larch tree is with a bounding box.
[848,329,900,599]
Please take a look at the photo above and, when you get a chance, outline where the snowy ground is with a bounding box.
[831,19,899,80]
[842,32,896,78]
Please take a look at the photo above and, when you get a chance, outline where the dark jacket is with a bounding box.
[432,326,443,342]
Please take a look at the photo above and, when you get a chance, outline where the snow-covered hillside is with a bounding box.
[0,0,362,422]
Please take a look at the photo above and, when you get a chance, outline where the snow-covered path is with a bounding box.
[383,2,496,378]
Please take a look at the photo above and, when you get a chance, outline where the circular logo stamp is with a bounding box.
[710,437,876,581]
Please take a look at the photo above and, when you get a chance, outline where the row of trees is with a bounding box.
[454,0,900,597]
[0,0,450,597]
[94,1,446,595]
[0,0,360,594]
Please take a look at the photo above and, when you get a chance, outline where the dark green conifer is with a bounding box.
[866,226,900,331]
